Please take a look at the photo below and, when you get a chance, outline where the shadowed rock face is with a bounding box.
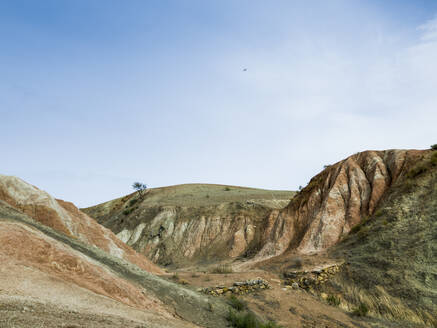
[0,174,162,274]
[257,149,425,257]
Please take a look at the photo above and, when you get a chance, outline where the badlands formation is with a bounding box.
[1,148,436,327]
[85,149,425,263]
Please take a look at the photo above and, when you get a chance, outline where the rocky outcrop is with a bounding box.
[85,150,427,266]
[83,184,295,267]
[0,174,162,274]
[320,150,437,327]
[200,278,270,296]
[282,264,342,290]
[102,203,285,266]
[256,149,425,258]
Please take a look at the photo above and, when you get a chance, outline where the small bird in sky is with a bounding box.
[243,68,247,72]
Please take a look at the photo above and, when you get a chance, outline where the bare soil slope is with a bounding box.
[0,174,161,274]
[0,177,234,328]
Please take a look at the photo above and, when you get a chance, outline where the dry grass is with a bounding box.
[211,264,233,274]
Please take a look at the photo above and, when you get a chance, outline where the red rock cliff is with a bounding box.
[256,149,425,257]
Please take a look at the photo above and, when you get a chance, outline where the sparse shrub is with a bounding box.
[350,224,361,234]
[352,302,369,317]
[357,226,370,238]
[171,272,179,281]
[374,209,384,217]
[382,219,389,226]
[206,194,210,198]
[191,273,200,278]
[401,179,417,193]
[227,310,281,328]
[224,187,231,191]
[129,198,138,206]
[327,295,341,306]
[431,152,437,166]
[211,264,233,273]
[123,208,134,215]
[228,295,247,311]
[170,272,188,285]
[406,163,428,179]
[227,310,257,328]
[290,257,303,269]
[123,206,138,215]
[431,144,437,150]
[350,217,370,235]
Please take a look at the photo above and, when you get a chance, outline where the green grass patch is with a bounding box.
[406,163,428,179]
[228,295,248,312]
[352,302,369,317]
[123,208,135,215]
[327,294,341,306]
[227,310,281,328]
[374,209,384,217]
[349,217,370,235]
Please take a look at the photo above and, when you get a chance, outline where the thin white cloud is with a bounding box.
[418,15,437,41]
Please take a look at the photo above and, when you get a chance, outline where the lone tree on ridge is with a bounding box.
[132,182,147,199]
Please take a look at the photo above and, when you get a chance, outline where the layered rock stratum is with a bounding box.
[257,149,425,258]
[0,175,231,327]
[0,174,161,274]
[85,150,426,266]
[83,184,295,266]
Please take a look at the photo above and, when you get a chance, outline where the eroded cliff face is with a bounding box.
[85,150,427,266]
[0,174,162,274]
[84,185,294,267]
[92,202,267,267]
[256,149,426,258]
[121,204,273,265]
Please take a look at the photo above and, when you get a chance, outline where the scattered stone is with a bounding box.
[283,264,342,290]
[201,278,270,296]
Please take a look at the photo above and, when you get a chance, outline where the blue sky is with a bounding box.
[2,1,437,207]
